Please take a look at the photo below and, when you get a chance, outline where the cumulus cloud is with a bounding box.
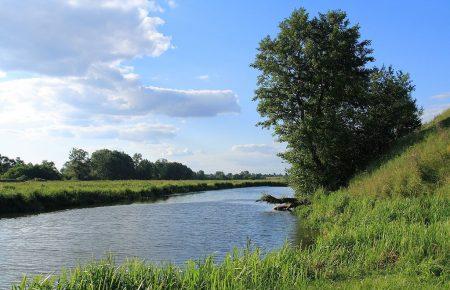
[76,124,177,142]
[0,65,239,126]
[0,0,240,144]
[139,87,240,117]
[4,123,177,143]
[0,0,170,76]
[231,144,278,155]
[148,0,165,12]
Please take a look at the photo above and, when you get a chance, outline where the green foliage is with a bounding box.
[2,148,279,182]
[251,9,421,193]
[134,158,156,179]
[154,159,195,180]
[61,148,91,180]
[2,161,61,180]
[90,149,135,180]
[348,109,449,198]
[0,154,23,175]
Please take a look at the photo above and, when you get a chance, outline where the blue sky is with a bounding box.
[0,0,449,173]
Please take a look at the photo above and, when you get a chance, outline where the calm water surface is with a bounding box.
[0,186,299,288]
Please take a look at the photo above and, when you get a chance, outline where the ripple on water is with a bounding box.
[0,186,298,288]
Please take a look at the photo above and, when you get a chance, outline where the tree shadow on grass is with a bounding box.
[359,113,450,176]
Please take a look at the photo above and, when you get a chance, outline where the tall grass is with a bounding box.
[0,179,286,217]
[12,111,450,289]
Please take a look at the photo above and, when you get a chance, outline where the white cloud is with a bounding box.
[422,103,450,122]
[166,0,177,8]
[0,0,240,146]
[231,144,278,155]
[3,123,177,143]
[148,0,165,12]
[0,71,6,78]
[0,64,240,142]
[165,147,194,157]
[0,0,170,76]
[431,92,450,100]
[139,86,240,117]
[0,64,239,123]
[75,124,177,142]
[197,74,210,81]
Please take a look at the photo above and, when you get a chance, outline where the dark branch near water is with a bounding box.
[257,194,310,211]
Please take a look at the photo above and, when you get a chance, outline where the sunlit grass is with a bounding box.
[0,179,286,217]
[12,110,450,289]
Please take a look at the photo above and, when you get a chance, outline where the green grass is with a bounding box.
[12,110,450,289]
[0,179,286,217]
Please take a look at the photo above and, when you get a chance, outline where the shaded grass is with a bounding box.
[12,111,450,289]
[347,109,450,198]
[0,179,286,217]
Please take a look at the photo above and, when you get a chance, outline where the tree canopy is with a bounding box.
[2,160,61,180]
[1,149,279,181]
[252,9,421,193]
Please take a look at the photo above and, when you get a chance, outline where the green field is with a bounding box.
[0,179,286,217]
[12,110,450,289]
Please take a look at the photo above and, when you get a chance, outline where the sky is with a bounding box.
[0,0,449,173]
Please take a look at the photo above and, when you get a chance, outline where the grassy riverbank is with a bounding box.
[13,111,450,289]
[0,179,286,217]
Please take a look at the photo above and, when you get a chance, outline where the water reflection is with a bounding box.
[0,186,303,288]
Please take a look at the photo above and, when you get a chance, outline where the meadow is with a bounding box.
[0,179,286,217]
[12,111,450,289]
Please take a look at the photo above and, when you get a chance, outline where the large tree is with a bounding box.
[90,149,135,180]
[0,154,22,175]
[61,148,91,180]
[252,9,421,193]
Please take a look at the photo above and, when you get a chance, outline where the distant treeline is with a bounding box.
[0,148,283,181]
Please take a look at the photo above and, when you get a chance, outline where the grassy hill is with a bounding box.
[15,110,450,289]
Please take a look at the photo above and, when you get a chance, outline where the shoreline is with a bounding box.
[0,180,287,218]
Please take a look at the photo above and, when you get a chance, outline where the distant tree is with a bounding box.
[240,171,251,180]
[0,154,22,175]
[135,159,155,179]
[90,149,134,180]
[2,160,61,180]
[196,170,206,180]
[61,148,91,180]
[152,159,194,180]
[252,9,421,193]
[214,171,226,180]
[154,159,168,179]
[132,153,143,168]
[165,162,194,180]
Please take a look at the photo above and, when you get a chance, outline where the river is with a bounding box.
[0,186,300,288]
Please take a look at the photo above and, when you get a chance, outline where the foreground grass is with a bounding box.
[15,192,448,289]
[0,179,286,217]
[13,111,450,289]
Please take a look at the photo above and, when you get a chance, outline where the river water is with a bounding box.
[0,186,299,288]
